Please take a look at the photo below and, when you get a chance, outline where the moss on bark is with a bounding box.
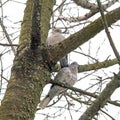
[0,48,50,120]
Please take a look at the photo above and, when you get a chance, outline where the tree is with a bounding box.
[0,0,120,120]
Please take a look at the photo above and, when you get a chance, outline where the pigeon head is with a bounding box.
[69,62,79,74]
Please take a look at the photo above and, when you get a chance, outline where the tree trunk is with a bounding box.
[0,0,54,119]
[0,47,50,120]
[0,0,120,120]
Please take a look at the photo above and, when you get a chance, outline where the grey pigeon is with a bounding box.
[47,27,68,68]
[39,62,78,109]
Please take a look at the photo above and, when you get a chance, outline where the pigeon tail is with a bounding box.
[39,96,51,109]
[60,55,68,68]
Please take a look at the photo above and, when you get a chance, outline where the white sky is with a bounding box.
[0,0,120,120]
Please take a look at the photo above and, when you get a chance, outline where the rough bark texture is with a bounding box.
[0,0,120,120]
[0,48,50,120]
[0,0,55,120]
[79,72,120,120]
[49,6,120,63]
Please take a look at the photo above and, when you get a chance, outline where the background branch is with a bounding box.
[97,0,120,65]
[59,0,118,23]
[50,78,120,107]
[78,58,118,72]
[79,72,120,120]
[0,18,16,54]
[49,6,120,63]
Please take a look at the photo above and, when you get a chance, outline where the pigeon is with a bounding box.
[39,62,78,109]
[47,27,68,68]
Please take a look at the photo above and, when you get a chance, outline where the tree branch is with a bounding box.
[39,0,55,45]
[78,58,118,72]
[73,0,118,11]
[97,0,120,65]
[0,43,18,47]
[60,0,118,23]
[48,58,118,73]
[79,72,120,120]
[0,18,16,54]
[50,77,120,107]
[49,6,120,63]
[73,0,99,11]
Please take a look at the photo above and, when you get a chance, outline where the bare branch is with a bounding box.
[49,6,120,64]
[101,109,116,120]
[0,18,16,54]
[73,0,98,11]
[0,43,18,47]
[50,78,120,107]
[59,11,97,22]
[79,72,120,120]
[60,0,118,22]
[78,58,118,72]
[73,0,118,11]
[97,0,120,65]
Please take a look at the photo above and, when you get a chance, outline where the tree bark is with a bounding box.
[49,6,120,63]
[0,0,55,120]
[0,48,51,120]
[0,0,120,120]
[79,72,120,120]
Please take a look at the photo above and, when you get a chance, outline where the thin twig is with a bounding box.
[0,43,18,47]
[101,109,116,120]
[50,79,120,107]
[97,0,120,65]
[0,18,16,54]
[79,72,120,120]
